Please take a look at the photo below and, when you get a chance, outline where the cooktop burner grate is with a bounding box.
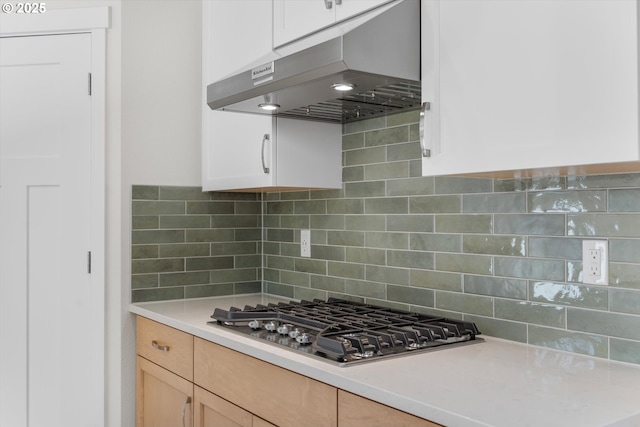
[209,298,483,366]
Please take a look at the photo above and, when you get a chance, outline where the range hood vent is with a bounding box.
[206,0,421,124]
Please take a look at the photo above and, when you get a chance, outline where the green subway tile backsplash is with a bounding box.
[132,113,640,366]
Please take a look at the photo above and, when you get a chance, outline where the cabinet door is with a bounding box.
[137,356,193,427]
[194,386,277,427]
[202,0,275,191]
[338,390,441,427]
[421,0,639,177]
[273,0,390,47]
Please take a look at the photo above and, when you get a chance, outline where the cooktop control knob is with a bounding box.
[289,328,301,339]
[296,333,311,345]
[248,320,262,330]
[277,323,292,335]
[265,320,278,332]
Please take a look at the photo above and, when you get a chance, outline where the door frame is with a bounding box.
[1,6,108,423]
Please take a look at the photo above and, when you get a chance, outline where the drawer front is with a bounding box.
[136,316,193,381]
[194,337,337,427]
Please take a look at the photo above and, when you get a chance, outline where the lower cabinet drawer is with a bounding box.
[338,390,442,427]
[137,316,194,381]
[194,337,337,427]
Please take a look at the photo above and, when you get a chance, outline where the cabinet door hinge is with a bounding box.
[88,73,92,96]
[87,251,92,274]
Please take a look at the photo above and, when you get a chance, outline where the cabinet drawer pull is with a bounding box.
[261,134,270,174]
[181,396,191,427]
[419,102,431,158]
[151,340,170,352]
[324,0,333,9]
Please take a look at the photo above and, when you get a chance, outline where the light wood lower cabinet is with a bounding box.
[136,356,194,427]
[194,385,276,427]
[136,316,441,427]
[194,337,337,427]
[338,390,442,427]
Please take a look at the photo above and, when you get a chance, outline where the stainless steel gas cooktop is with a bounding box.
[209,298,483,366]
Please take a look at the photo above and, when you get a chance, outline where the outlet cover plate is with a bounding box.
[300,229,311,258]
[582,240,608,285]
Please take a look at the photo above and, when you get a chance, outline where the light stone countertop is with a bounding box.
[130,295,640,427]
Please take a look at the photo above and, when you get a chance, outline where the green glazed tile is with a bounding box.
[280,190,310,201]
[294,258,327,275]
[610,288,640,315]
[210,242,257,256]
[530,281,608,309]
[528,237,582,260]
[567,173,640,190]
[365,231,408,249]
[436,253,492,275]
[280,270,310,287]
[233,282,261,295]
[186,229,234,243]
[464,275,527,300]
[185,283,234,299]
[234,255,261,268]
[159,186,209,201]
[343,132,365,150]
[159,271,209,287]
[186,201,234,215]
[310,188,344,200]
[210,268,257,284]
[311,275,346,293]
[463,235,526,256]
[235,229,261,242]
[210,215,260,228]
[131,274,158,289]
[281,215,310,229]
[568,213,640,237]
[235,201,262,215]
[131,258,184,274]
[568,308,640,341]
[410,233,460,252]
[387,177,434,197]
[609,263,640,289]
[266,201,294,215]
[266,229,294,243]
[610,339,640,364]
[310,215,345,230]
[327,199,364,214]
[529,190,606,213]
[365,197,408,214]
[159,243,209,258]
[495,300,565,328]
[132,287,184,303]
[609,188,640,212]
[344,181,386,198]
[494,214,565,236]
[160,215,210,229]
[327,262,365,280]
[463,193,526,213]
[345,247,386,266]
[494,257,564,281]
[132,216,159,230]
[344,146,386,166]
[410,270,462,292]
[132,245,158,259]
[132,230,184,244]
[132,201,185,215]
[436,214,492,234]
[610,239,640,263]
[344,116,386,134]
[435,177,492,194]
[132,185,159,200]
[327,231,365,247]
[464,315,527,343]
[387,142,421,162]
[435,291,493,316]
[294,200,326,214]
[387,250,433,270]
[387,215,434,233]
[345,279,386,299]
[365,126,409,147]
[345,215,386,231]
[265,282,295,298]
[409,195,460,213]
[365,265,409,286]
[386,110,419,127]
[311,244,346,262]
[387,285,434,307]
[343,165,365,182]
[528,325,607,358]
[364,161,409,180]
[294,287,329,302]
[185,256,234,271]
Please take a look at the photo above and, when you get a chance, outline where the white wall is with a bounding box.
[39,1,202,426]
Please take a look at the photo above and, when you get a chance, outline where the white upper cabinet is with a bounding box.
[273,0,391,47]
[420,0,640,177]
[202,0,342,192]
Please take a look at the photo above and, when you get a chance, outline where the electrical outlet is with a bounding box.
[582,240,608,285]
[300,229,311,258]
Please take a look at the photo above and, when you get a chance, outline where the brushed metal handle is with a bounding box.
[151,340,169,352]
[324,0,332,9]
[335,0,342,4]
[181,396,191,427]
[419,102,431,158]
[261,134,270,174]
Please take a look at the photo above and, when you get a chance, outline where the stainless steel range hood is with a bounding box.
[206,0,421,123]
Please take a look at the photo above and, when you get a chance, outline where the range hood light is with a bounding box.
[258,102,280,111]
[331,83,356,92]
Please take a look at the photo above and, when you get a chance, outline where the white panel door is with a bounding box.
[0,33,101,427]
